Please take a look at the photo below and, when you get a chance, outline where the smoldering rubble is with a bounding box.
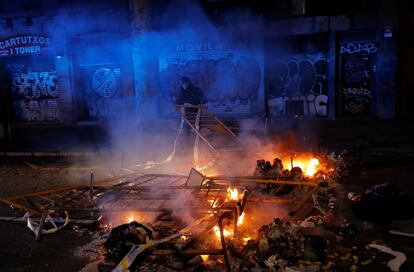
[69,152,410,272]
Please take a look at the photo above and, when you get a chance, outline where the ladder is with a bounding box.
[179,105,246,158]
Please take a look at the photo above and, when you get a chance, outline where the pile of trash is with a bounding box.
[234,218,306,271]
[253,159,290,177]
[74,152,410,272]
[257,218,305,261]
[227,216,407,272]
[75,211,408,272]
[76,217,223,272]
[253,153,346,197]
[104,221,156,262]
[138,254,212,272]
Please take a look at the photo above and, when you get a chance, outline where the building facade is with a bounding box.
[0,0,401,146]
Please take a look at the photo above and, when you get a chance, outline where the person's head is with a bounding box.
[180,76,191,90]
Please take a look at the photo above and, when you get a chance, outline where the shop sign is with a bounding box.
[0,35,51,57]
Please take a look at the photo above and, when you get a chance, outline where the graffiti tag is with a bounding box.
[86,67,122,120]
[10,70,59,122]
[343,87,371,97]
[91,67,120,98]
[339,43,377,55]
[268,94,328,118]
[265,54,328,117]
[14,100,58,122]
[159,54,260,116]
[12,71,58,99]
[340,49,373,116]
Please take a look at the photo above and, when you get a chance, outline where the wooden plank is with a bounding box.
[218,217,232,272]
[37,195,55,203]
[288,185,319,216]
[211,178,318,187]
[0,198,41,215]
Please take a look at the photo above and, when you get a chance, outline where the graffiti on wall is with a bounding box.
[85,66,121,120]
[339,42,377,55]
[265,54,328,117]
[340,42,376,116]
[91,67,119,98]
[8,65,59,122]
[159,42,261,116]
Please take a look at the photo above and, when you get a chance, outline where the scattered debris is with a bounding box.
[104,221,156,262]
[25,210,69,236]
[74,233,107,261]
[257,218,306,264]
[368,243,407,272]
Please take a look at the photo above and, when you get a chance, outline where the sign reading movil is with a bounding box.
[0,35,51,57]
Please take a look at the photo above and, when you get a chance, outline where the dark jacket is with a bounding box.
[175,85,205,106]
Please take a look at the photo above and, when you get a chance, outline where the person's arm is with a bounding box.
[175,91,193,109]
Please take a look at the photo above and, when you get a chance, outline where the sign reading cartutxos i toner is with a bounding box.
[0,35,51,57]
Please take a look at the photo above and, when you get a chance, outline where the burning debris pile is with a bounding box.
[72,152,373,272]
[251,153,343,216]
[257,218,305,261]
[253,153,345,181]
[229,215,407,272]
[104,221,156,263]
[1,150,408,271]
[77,214,235,272]
[77,210,407,271]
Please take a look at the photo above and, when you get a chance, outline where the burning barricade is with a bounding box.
[72,152,354,271]
[2,148,407,271]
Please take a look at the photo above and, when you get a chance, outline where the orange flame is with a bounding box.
[195,165,217,177]
[290,157,320,177]
[305,158,319,176]
[227,187,240,201]
[127,214,134,223]
[208,199,218,208]
[213,226,232,238]
[243,237,251,244]
[237,212,245,226]
[201,255,209,262]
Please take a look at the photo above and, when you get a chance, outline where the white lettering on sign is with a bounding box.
[0,35,50,57]
[14,46,41,54]
[175,42,225,52]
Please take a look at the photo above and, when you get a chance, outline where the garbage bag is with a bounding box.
[352,183,414,222]
[104,221,155,261]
